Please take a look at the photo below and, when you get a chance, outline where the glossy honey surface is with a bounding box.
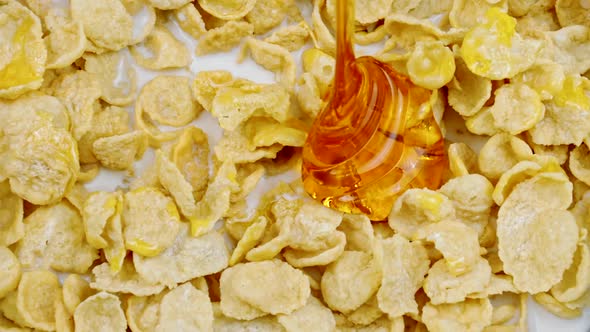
[301,0,447,220]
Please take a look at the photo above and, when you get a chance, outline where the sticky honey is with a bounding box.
[301,0,448,220]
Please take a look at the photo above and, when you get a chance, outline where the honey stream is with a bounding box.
[301,0,448,220]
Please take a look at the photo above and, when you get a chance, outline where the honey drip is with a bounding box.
[301,0,448,220]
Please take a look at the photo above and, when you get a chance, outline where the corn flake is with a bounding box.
[497,173,578,293]
[264,22,310,52]
[156,282,213,332]
[139,76,201,127]
[555,0,590,27]
[173,3,207,39]
[70,0,133,51]
[424,258,492,304]
[192,70,234,111]
[213,303,285,331]
[241,38,296,90]
[376,235,429,317]
[422,298,493,332]
[54,292,74,332]
[171,127,210,200]
[229,216,268,265]
[407,40,455,90]
[447,57,492,117]
[478,133,533,180]
[533,292,582,319]
[125,292,165,332]
[220,260,310,318]
[277,296,335,332]
[245,0,288,34]
[15,202,98,273]
[62,274,95,316]
[93,131,147,170]
[488,83,545,135]
[196,21,254,55]
[133,224,229,288]
[44,11,86,70]
[147,0,191,10]
[73,292,127,332]
[0,247,21,300]
[569,144,590,187]
[551,242,590,304]
[123,187,181,257]
[0,1,46,99]
[0,181,24,247]
[78,105,131,164]
[460,7,542,80]
[84,51,137,106]
[321,251,382,313]
[91,259,165,297]
[130,24,190,70]
[388,188,456,238]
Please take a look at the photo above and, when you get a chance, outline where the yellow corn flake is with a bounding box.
[414,220,482,275]
[422,298,493,332]
[492,156,564,206]
[83,51,137,106]
[73,292,127,332]
[338,213,375,253]
[497,173,578,293]
[192,70,234,111]
[508,0,538,17]
[82,191,126,273]
[241,38,296,90]
[15,202,98,273]
[70,0,133,51]
[0,181,24,247]
[171,127,210,200]
[173,3,207,39]
[545,26,590,75]
[93,131,148,170]
[43,11,86,70]
[383,14,465,50]
[447,142,479,177]
[229,216,268,265]
[512,62,565,101]
[146,0,191,10]
[321,251,381,313]
[126,292,165,332]
[140,76,202,127]
[198,0,256,20]
[488,83,545,135]
[376,235,429,317]
[264,22,310,52]
[424,258,492,304]
[301,48,335,97]
[232,163,266,202]
[211,81,291,131]
[345,295,384,326]
[133,224,229,288]
[447,56,492,117]
[569,144,590,187]
[310,0,335,55]
[220,260,310,319]
[407,40,455,90]
[90,259,165,296]
[461,7,542,80]
[527,139,569,165]
[123,187,181,257]
[0,1,46,99]
[51,70,102,140]
[450,0,507,28]
[78,105,130,164]
[533,292,582,319]
[551,242,590,304]
[277,296,336,332]
[283,231,347,267]
[156,150,197,218]
[439,174,494,236]
[156,282,214,332]
[245,0,288,34]
[555,0,590,27]
[477,133,533,180]
[296,72,325,119]
[54,292,74,332]
[130,24,190,70]
[243,117,307,149]
[0,247,21,300]
[121,0,157,45]
[213,303,285,330]
[62,274,95,317]
[190,161,238,236]
[197,21,254,55]
[1,270,60,331]
[388,188,456,238]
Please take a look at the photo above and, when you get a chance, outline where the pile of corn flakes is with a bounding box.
[1,0,590,331]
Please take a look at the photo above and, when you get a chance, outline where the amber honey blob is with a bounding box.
[301,0,448,220]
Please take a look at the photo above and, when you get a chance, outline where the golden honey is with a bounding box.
[301,0,447,220]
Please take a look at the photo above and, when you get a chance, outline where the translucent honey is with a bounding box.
[301,0,448,220]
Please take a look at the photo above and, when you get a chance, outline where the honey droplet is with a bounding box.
[301,0,448,220]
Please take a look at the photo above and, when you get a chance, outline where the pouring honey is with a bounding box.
[301,0,448,221]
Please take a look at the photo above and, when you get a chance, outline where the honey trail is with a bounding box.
[301,0,448,220]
